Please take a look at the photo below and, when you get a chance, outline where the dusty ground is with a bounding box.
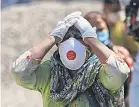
[1,1,102,107]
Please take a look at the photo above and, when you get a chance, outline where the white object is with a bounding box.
[12,51,39,73]
[101,53,130,91]
[50,11,82,41]
[74,16,97,39]
[59,37,86,70]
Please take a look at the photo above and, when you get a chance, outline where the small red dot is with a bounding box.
[66,50,76,60]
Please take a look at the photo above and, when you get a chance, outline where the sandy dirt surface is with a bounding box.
[1,1,102,107]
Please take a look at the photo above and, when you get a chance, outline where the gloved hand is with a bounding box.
[74,16,97,39]
[50,11,82,42]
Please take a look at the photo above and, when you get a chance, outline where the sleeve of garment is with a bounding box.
[11,50,51,91]
[99,53,130,91]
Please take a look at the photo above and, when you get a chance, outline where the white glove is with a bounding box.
[50,11,82,42]
[74,16,97,39]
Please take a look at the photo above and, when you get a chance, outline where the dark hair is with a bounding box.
[61,26,82,43]
[84,11,104,19]
[56,26,82,46]
[84,11,106,27]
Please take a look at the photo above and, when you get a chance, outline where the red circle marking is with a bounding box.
[66,50,76,60]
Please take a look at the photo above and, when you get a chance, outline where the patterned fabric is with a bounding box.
[90,75,125,107]
[50,51,125,107]
[11,49,127,107]
[50,51,101,103]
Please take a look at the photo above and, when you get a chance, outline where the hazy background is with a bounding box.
[1,1,102,107]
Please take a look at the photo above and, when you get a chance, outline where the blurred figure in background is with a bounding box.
[103,0,121,27]
[103,0,139,59]
[122,0,139,107]
[103,0,139,106]
[103,0,138,104]
[84,11,112,48]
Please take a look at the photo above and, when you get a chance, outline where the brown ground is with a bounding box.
[1,1,101,107]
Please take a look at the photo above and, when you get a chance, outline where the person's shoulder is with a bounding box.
[36,59,52,75]
[41,60,52,66]
[34,60,52,92]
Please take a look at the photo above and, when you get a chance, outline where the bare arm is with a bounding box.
[29,35,59,60]
[11,35,58,89]
[84,37,130,91]
[74,16,113,64]
[84,37,113,64]
[11,12,81,90]
[75,16,130,91]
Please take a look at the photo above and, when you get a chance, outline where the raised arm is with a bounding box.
[75,16,130,91]
[11,12,82,90]
[75,16,112,64]
[28,11,82,60]
[30,35,57,60]
[84,37,112,64]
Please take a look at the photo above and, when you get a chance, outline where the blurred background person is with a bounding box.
[122,0,139,107]
[103,0,139,60]
[84,11,112,48]
[102,1,139,106]
[104,0,139,106]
